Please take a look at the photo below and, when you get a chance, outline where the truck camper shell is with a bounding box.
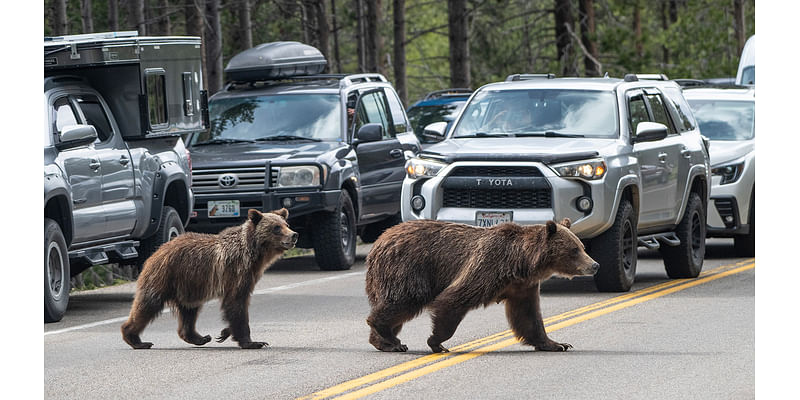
[44,31,207,139]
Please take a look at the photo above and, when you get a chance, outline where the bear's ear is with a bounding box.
[559,218,571,229]
[546,220,558,237]
[271,208,289,221]
[248,209,263,225]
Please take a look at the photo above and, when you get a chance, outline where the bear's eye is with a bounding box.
[272,225,282,234]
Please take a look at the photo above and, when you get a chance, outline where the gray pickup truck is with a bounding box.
[44,32,205,322]
[402,74,711,292]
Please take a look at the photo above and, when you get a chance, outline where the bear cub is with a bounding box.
[365,218,599,353]
[121,208,297,349]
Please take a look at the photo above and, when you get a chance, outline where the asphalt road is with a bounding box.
[43,238,754,399]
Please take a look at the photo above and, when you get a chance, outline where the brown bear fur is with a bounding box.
[365,218,598,353]
[121,208,297,349]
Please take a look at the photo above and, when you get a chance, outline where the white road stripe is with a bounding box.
[44,271,365,337]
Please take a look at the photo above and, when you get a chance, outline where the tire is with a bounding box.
[312,191,356,271]
[45,218,70,323]
[734,192,754,257]
[359,213,402,244]
[136,206,184,271]
[591,200,637,292]
[661,193,705,278]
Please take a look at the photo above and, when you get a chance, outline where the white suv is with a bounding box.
[684,86,755,256]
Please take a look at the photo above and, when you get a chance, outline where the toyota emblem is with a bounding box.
[218,173,238,188]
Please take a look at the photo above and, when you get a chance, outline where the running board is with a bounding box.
[69,241,140,266]
[637,233,681,249]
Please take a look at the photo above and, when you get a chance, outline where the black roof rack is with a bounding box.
[224,73,388,91]
[505,73,556,82]
[422,88,473,100]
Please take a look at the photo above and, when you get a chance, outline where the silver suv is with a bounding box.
[401,74,711,292]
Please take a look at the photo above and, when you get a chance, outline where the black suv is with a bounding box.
[186,43,420,271]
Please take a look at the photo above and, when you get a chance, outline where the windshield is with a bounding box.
[191,94,342,144]
[687,99,754,141]
[407,101,466,137]
[451,89,617,138]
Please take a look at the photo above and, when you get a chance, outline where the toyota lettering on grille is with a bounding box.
[476,178,513,187]
[218,173,239,188]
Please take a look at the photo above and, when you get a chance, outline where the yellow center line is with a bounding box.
[298,259,754,400]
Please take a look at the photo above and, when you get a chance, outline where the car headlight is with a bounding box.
[405,158,448,179]
[551,159,607,180]
[711,161,744,185]
[275,165,321,187]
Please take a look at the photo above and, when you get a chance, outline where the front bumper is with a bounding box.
[706,161,754,236]
[189,189,342,233]
[400,161,617,239]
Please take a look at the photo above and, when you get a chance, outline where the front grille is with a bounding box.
[448,166,544,177]
[443,189,552,209]
[191,166,266,194]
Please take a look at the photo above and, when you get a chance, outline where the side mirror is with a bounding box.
[422,122,447,142]
[353,123,384,145]
[632,121,668,144]
[56,124,98,150]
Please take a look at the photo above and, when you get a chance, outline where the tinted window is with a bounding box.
[740,66,755,85]
[453,89,617,138]
[53,97,79,134]
[687,99,754,141]
[629,95,649,133]
[182,72,194,116]
[662,87,696,132]
[646,94,675,134]
[407,101,466,138]
[195,94,342,143]
[356,91,392,139]
[383,88,407,133]
[75,94,112,142]
[146,70,168,127]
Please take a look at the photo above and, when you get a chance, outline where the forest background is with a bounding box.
[44,0,755,116]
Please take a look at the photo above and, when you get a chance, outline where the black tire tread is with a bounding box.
[136,206,183,271]
[45,218,70,323]
[312,192,356,271]
[592,200,637,292]
[661,193,705,278]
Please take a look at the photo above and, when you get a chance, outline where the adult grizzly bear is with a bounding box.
[121,208,297,349]
[365,218,598,353]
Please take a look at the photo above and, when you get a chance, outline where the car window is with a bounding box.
[646,94,676,134]
[74,94,113,142]
[687,99,754,141]
[356,91,392,139]
[53,97,79,134]
[383,88,407,134]
[662,87,696,132]
[628,94,649,133]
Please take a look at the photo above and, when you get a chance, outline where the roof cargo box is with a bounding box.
[44,31,207,139]
[225,41,327,82]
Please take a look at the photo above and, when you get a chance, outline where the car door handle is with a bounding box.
[119,155,130,166]
[658,153,668,163]
[680,148,692,158]
[89,159,101,170]
[389,149,403,158]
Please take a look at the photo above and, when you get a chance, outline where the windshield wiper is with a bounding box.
[254,135,322,142]
[514,131,585,138]
[193,138,255,146]
[454,132,510,138]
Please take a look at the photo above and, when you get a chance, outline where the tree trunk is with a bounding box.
[108,0,119,31]
[393,0,407,104]
[365,0,383,74]
[301,1,314,47]
[184,0,203,36]
[578,0,599,76]
[660,0,668,66]
[52,0,68,35]
[447,0,470,88]
[80,0,94,33]
[331,0,342,73]
[316,1,330,68]
[355,0,366,72]
[733,0,746,55]
[204,0,224,94]
[237,0,253,50]
[554,0,577,76]
[128,0,146,35]
[633,1,642,62]
[158,0,172,36]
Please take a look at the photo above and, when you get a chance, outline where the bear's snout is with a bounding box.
[291,232,299,243]
[589,262,600,275]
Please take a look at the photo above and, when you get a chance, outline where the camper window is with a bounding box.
[146,69,168,129]
[182,72,194,117]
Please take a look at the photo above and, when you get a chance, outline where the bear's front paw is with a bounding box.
[216,328,231,343]
[535,341,573,352]
[429,344,449,353]
[239,341,269,349]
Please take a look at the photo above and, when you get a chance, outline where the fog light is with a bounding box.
[282,197,293,208]
[576,196,593,212]
[411,195,426,212]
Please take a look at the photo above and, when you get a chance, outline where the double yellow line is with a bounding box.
[298,259,755,400]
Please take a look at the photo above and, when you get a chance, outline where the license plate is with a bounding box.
[476,211,512,227]
[208,200,241,218]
